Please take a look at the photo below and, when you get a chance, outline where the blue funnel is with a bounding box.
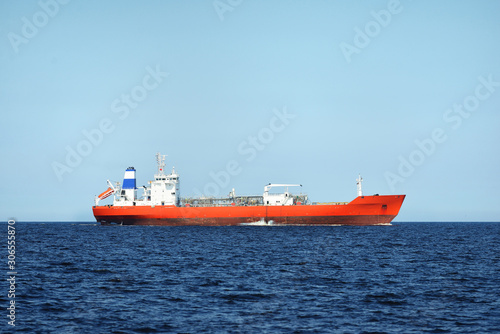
[122,167,136,189]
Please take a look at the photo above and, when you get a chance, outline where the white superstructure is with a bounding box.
[263,184,302,206]
[95,153,180,207]
[95,153,360,208]
[149,153,180,206]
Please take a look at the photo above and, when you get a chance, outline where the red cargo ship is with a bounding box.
[92,153,405,226]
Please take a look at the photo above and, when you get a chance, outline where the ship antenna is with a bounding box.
[156,152,167,175]
[356,174,363,197]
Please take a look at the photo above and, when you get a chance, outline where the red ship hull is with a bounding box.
[92,195,405,226]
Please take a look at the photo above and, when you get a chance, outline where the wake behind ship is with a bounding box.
[92,153,405,226]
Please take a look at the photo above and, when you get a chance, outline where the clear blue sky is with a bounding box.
[1,0,499,222]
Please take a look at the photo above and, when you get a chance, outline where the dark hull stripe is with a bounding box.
[98,215,397,226]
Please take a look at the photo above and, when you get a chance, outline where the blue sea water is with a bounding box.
[3,222,500,333]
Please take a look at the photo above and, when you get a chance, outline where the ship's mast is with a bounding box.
[356,174,363,197]
[156,152,166,176]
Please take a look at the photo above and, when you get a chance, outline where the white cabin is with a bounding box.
[263,184,301,206]
[96,153,180,207]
